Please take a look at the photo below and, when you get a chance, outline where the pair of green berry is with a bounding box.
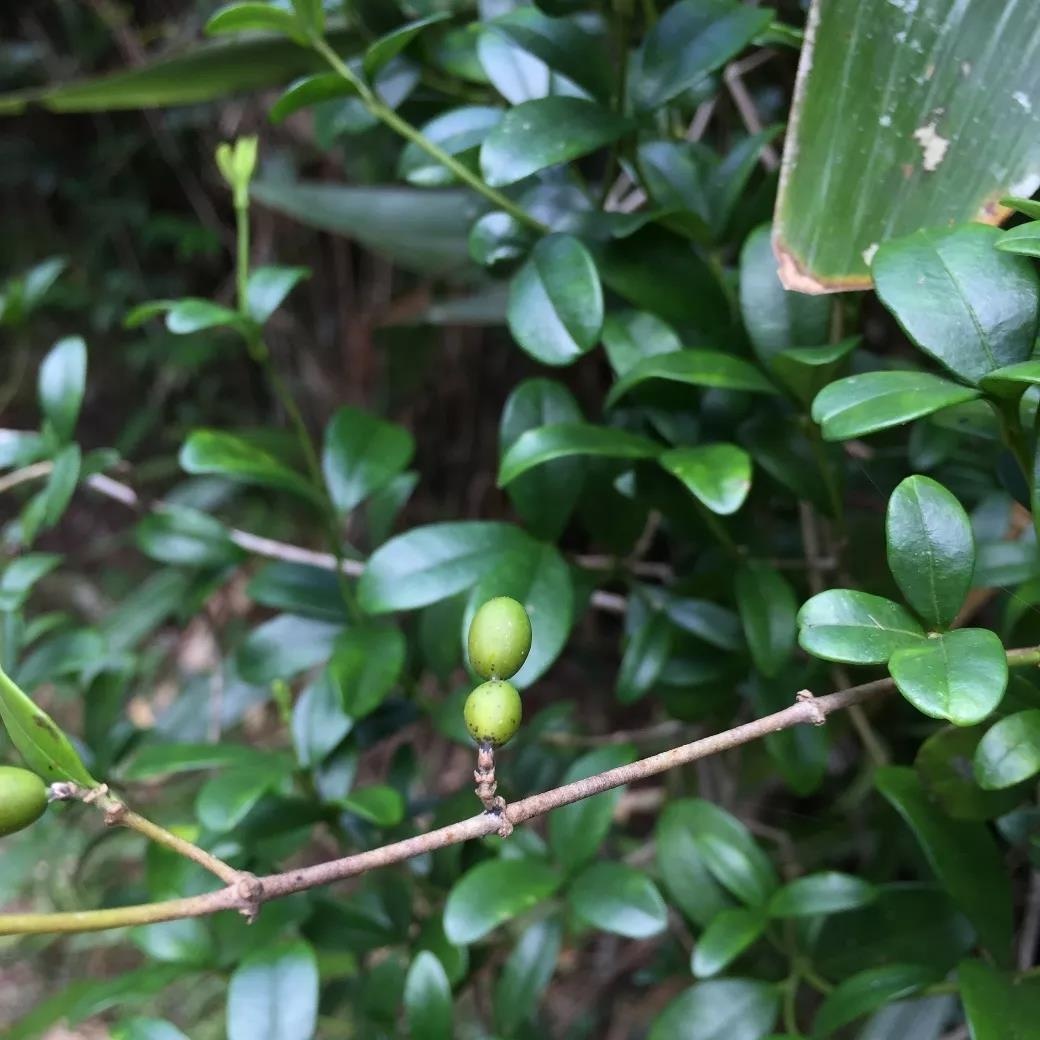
[463,597,531,747]
[0,766,48,838]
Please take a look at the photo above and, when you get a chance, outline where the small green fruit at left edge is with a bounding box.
[0,766,48,837]
[468,596,532,680]
[464,680,522,747]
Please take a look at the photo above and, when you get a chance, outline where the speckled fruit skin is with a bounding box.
[468,596,532,680]
[464,680,522,746]
[0,766,47,838]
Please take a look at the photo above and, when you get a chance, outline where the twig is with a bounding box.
[723,64,780,171]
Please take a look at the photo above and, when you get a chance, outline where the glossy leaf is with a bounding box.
[136,507,244,568]
[292,673,353,767]
[206,3,308,44]
[364,13,451,80]
[797,589,926,664]
[767,873,877,919]
[38,336,86,442]
[812,964,938,1038]
[236,615,343,683]
[507,234,603,366]
[443,859,560,944]
[197,766,276,831]
[997,220,1040,259]
[494,917,563,1035]
[886,475,975,628]
[601,310,683,377]
[772,339,859,406]
[959,959,1040,1040]
[736,563,797,678]
[327,626,404,719]
[269,72,358,122]
[875,767,1013,961]
[246,265,309,323]
[660,443,752,515]
[569,862,668,939]
[691,908,766,978]
[650,979,780,1040]
[889,628,1008,725]
[403,951,452,1040]
[811,371,980,441]
[246,561,348,622]
[974,709,1040,789]
[979,358,1040,396]
[617,609,673,704]
[399,106,502,187]
[226,941,318,1040]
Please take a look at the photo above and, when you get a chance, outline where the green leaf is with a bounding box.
[480,98,629,187]
[322,405,414,514]
[768,873,877,919]
[0,553,62,612]
[889,628,1008,725]
[569,861,668,939]
[873,225,1039,384]
[811,371,980,441]
[327,626,404,718]
[650,979,780,1040]
[364,13,452,81]
[772,339,859,406]
[736,563,797,678]
[996,220,1040,259]
[499,379,584,539]
[506,234,603,366]
[665,597,744,652]
[549,745,635,872]
[469,210,533,267]
[359,521,530,613]
[682,799,779,907]
[979,359,1040,397]
[403,951,453,1040]
[206,3,308,44]
[114,1019,190,1040]
[691,908,766,978]
[607,349,776,408]
[164,298,250,336]
[292,673,353,767]
[959,959,1040,1040]
[601,310,682,377]
[180,429,324,506]
[269,73,358,123]
[811,964,938,1039]
[136,506,244,568]
[0,663,97,786]
[739,224,830,366]
[875,766,1013,962]
[399,106,502,187]
[797,589,926,664]
[247,561,348,622]
[974,710,1040,790]
[227,941,318,1040]
[499,423,660,487]
[635,0,774,110]
[494,917,563,1035]
[443,859,560,944]
[617,610,673,704]
[886,475,975,628]
[40,443,82,529]
[197,766,276,831]
[341,785,405,827]
[660,443,752,515]
[246,265,309,323]
[38,336,86,442]
[236,615,343,683]
[120,742,274,781]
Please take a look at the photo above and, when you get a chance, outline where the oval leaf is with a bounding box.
[767,872,877,919]
[660,443,752,515]
[691,907,766,979]
[403,951,453,1040]
[797,589,926,664]
[649,978,780,1040]
[569,862,668,939]
[973,709,1040,790]
[736,563,797,678]
[607,349,776,407]
[227,941,318,1040]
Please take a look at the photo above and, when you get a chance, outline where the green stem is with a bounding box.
[235,201,250,316]
[994,397,1033,492]
[311,37,547,235]
[781,974,800,1034]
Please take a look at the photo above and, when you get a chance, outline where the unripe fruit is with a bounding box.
[468,596,532,680]
[464,680,522,747]
[0,766,47,837]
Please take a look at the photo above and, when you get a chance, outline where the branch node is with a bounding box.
[234,872,264,922]
[103,800,129,827]
[47,781,82,803]
[474,741,512,833]
[796,689,826,726]
[82,783,110,805]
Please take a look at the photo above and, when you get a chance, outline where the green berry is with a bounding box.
[468,596,532,680]
[464,680,522,747]
[0,766,47,838]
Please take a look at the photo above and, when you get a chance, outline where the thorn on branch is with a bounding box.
[796,689,826,726]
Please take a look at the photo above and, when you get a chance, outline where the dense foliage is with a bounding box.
[1,2,1040,1038]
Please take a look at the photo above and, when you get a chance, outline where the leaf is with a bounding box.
[341,785,405,827]
[979,358,1040,397]
[327,626,404,718]
[736,563,797,678]
[811,964,938,1039]
[322,405,414,514]
[121,742,274,781]
[886,475,975,628]
[767,873,877,918]
[601,310,683,377]
[499,379,584,539]
[160,299,251,336]
[665,597,744,652]
[443,859,560,944]
[364,12,451,79]
[569,861,668,939]
[403,951,453,1040]
[635,0,774,111]
[889,628,1008,725]
[136,506,244,568]
[617,610,673,703]
[997,220,1040,259]
[292,673,353,767]
[206,3,308,45]
[0,663,97,786]
[958,959,1040,1040]
[359,521,530,613]
[197,766,276,831]
[180,430,324,506]
[481,97,629,187]
[649,979,780,1040]
[247,561,348,622]
[507,234,604,366]
[399,106,503,187]
[875,766,1013,962]
[38,336,86,442]
[660,443,752,515]
[772,339,859,406]
[246,265,309,323]
[494,917,563,1036]
[236,615,343,683]
[797,589,926,664]
[873,225,1039,384]
[974,710,1040,789]
[40,444,82,529]
[0,553,62,612]
[811,371,980,441]
[739,224,830,366]
[226,941,318,1040]
[606,349,777,408]
[691,908,766,978]
[499,422,661,487]
[469,210,533,268]
[773,1,1040,291]
[269,72,358,122]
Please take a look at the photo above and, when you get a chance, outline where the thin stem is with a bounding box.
[235,201,249,316]
[311,37,546,235]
